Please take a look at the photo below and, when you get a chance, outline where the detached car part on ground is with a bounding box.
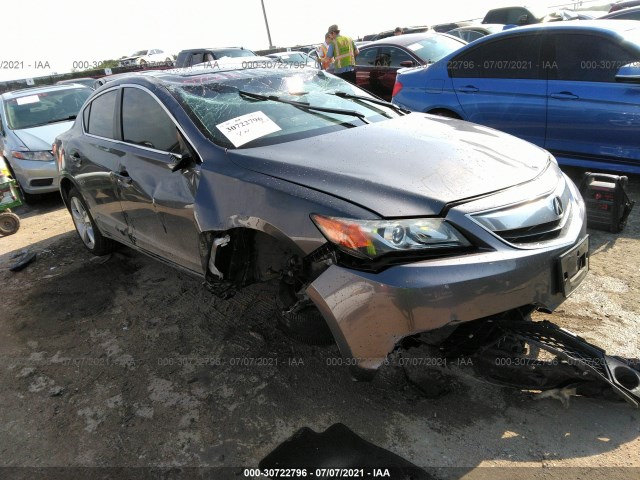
[53,63,640,406]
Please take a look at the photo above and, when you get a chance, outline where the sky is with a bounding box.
[1,0,611,82]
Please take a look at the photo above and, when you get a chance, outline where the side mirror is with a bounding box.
[169,152,195,172]
[615,63,640,84]
[399,60,416,67]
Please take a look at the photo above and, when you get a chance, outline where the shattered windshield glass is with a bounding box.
[165,68,399,149]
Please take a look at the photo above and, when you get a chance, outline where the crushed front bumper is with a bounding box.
[307,236,588,374]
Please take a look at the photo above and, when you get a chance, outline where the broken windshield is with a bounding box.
[166,68,400,149]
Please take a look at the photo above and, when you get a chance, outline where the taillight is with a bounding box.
[392,80,403,98]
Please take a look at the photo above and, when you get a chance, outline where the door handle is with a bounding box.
[457,85,479,93]
[112,171,133,186]
[550,92,579,100]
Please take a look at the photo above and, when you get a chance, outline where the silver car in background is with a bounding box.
[0,84,91,200]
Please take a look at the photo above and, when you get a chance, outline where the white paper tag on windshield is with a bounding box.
[407,42,422,51]
[216,111,281,147]
[17,95,40,105]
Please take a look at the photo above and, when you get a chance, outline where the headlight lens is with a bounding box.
[311,214,471,259]
[12,150,54,161]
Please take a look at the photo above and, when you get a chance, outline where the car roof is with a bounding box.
[179,47,252,53]
[601,5,640,17]
[1,83,89,100]
[360,31,463,48]
[507,19,640,33]
[96,62,319,91]
[450,24,505,32]
[267,51,307,56]
[464,19,640,45]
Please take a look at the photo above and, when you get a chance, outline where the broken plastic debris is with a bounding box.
[9,250,37,272]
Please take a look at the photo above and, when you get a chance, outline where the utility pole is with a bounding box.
[261,0,275,49]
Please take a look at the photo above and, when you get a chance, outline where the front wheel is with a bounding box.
[68,188,114,255]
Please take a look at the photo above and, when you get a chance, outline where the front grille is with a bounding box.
[470,176,573,246]
[493,219,564,244]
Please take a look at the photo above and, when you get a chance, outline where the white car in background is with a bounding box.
[118,49,173,67]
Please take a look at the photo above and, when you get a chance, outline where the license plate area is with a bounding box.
[558,235,589,297]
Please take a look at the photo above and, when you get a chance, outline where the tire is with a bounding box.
[67,187,114,255]
[276,280,334,346]
[429,109,461,119]
[0,212,20,235]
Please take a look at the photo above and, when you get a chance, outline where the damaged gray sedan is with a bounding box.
[55,64,589,379]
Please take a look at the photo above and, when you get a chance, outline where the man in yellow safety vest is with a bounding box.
[326,24,359,84]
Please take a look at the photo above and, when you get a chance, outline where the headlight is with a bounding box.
[311,214,471,259]
[11,150,54,161]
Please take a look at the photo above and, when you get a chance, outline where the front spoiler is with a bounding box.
[494,320,640,407]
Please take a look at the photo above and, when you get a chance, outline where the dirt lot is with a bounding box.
[1,171,639,480]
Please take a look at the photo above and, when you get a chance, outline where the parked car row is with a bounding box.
[391,20,640,174]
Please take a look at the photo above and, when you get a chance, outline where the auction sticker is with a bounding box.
[407,42,423,51]
[216,111,281,147]
[17,95,40,105]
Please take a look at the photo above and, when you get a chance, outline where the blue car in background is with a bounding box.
[392,21,640,174]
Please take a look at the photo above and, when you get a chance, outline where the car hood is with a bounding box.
[229,114,550,217]
[13,121,75,151]
[121,55,143,61]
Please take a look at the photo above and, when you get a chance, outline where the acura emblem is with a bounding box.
[553,196,564,217]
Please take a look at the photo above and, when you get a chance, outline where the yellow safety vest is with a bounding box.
[332,35,355,69]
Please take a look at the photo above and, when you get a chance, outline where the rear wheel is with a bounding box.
[0,212,20,235]
[429,109,461,119]
[68,187,114,255]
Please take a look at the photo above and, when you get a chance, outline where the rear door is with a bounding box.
[70,89,128,239]
[355,47,380,95]
[545,32,640,169]
[115,86,203,273]
[449,33,547,146]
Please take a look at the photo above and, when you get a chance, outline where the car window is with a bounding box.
[551,33,638,82]
[405,36,465,64]
[356,48,379,66]
[378,47,414,67]
[450,35,543,79]
[459,30,485,42]
[5,87,91,130]
[167,69,400,149]
[86,90,117,138]
[189,53,204,67]
[121,87,179,152]
[213,49,257,59]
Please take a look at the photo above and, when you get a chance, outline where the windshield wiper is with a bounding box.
[329,91,410,115]
[46,115,77,124]
[238,90,370,125]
